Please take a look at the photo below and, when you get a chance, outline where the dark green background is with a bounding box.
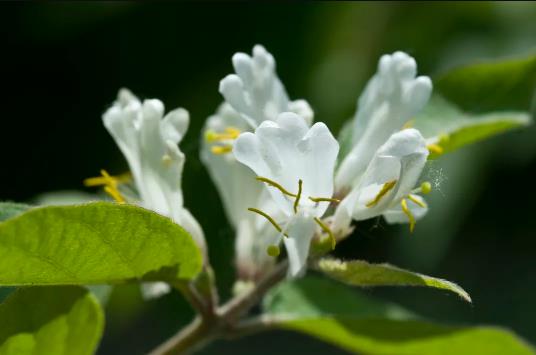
[1,2,535,354]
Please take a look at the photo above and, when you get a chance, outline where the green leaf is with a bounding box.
[264,276,534,355]
[435,54,536,113]
[0,202,202,286]
[0,203,31,222]
[315,258,471,302]
[280,318,534,355]
[0,286,104,355]
[264,276,411,320]
[413,95,530,156]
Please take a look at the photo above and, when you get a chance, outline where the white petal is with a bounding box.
[178,208,207,260]
[343,129,428,222]
[335,52,432,190]
[283,212,316,278]
[162,108,189,144]
[141,282,171,300]
[234,112,339,217]
[219,45,290,127]
[288,99,314,126]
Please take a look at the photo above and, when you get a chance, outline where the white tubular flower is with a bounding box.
[334,129,430,234]
[335,52,432,191]
[233,112,339,277]
[219,44,313,129]
[201,104,279,280]
[102,89,206,255]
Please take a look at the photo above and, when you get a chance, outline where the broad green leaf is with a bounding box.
[0,286,104,355]
[0,203,31,222]
[315,258,471,302]
[0,202,202,286]
[264,276,534,355]
[413,95,530,156]
[435,54,536,113]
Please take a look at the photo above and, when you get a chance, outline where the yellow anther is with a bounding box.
[205,127,241,143]
[427,143,444,155]
[266,245,280,257]
[314,217,336,250]
[256,176,297,197]
[248,207,288,237]
[401,198,416,233]
[309,196,341,204]
[104,186,125,204]
[366,180,397,208]
[210,145,233,155]
[293,179,303,214]
[402,119,415,129]
[84,170,128,204]
[162,154,173,167]
[84,170,130,187]
[408,194,426,208]
[420,181,432,195]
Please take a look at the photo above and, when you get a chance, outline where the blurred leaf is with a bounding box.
[0,202,202,286]
[33,190,101,206]
[0,286,103,355]
[86,285,113,307]
[279,318,534,355]
[435,54,536,113]
[414,95,530,157]
[263,276,411,319]
[315,258,471,302]
[264,276,533,355]
[0,203,31,222]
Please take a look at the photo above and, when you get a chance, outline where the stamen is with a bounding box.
[256,176,297,197]
[427,143,444,155]
[408,194,427,208]
[211,145,233,155]
[420,181,432,195]
[401,198,416,233]
[402,119,415,129]
[293,179,303,214]
[266,245,280,257]
[84,169,129,204]
[248,207,288,237]
[205,127,241,143]
[104,186,125,204]
[309,196,340,204]
[366,180,397,207]
[314,217,336,250]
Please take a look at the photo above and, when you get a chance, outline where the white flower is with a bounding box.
[333,129,430,233]
[233,112,339,277]
[335,52,432,191]
[201,103,279,281]
[219,44,313,129]
[102,89,206,254]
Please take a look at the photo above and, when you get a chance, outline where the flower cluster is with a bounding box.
[92,45,436,288]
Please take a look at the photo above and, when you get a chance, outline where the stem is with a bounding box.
[148,260,288,355]
[218,260,288,322]
[148,316,213,355]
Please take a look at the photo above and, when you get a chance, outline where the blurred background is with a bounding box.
[1,2,535,354]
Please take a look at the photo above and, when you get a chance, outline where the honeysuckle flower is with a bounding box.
[233,112,339,277]
[201,103,280,281]
[219,44,313,129]
[97,89,207,299]
[335,52,432,192]
[333,128,430,234]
